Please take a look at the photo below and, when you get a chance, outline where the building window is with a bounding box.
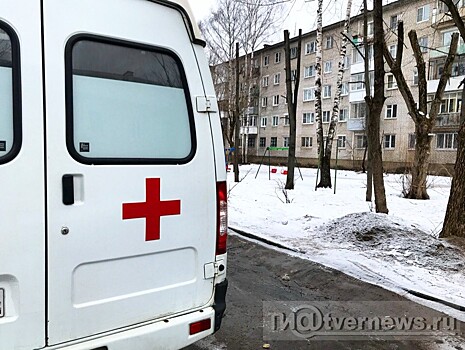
[389,44,397,59]
[351,72,365,91]
[273,95,280,106]
[301,137,313,147]
[385,104,397,119]
[443,30,458,46]
[270,137,278,147]
[290,47,298,59]
[390,15,398,30]
[263,55,269,66]
[275,51,281,64]
[384,134,396,149]
[304,65,315,78]
[387,74,397,89]
[262,76,269,87]
[247,136,256,148]
[291,69,297,81]
[283,137,289,147]
[322,111,331,123]
[351,102,367,119]
[262,96,268,107]
[417,5,430,23]
[261,116,267,127]
[408,133,416,149]
[440,92,462,113]
[341,82,349,95]
[366,21,374,36]
[437,133,457,149]
[419,36,428,53]
[337,135,346,148]
[355,134,367,149]
[323,85,332,98]
[452,62,465,77]
[283,114,289,126]
[272,115,279,126]
[259,137,266,148]
[325,36,334,49]
[324,60,332,73]
[413,69,419,85]
[303,112,315,124]
[339,108,348,122]
[303,87,316,101]
[274,73,280,85]
[305,40,316,54]
[343,55,351,70]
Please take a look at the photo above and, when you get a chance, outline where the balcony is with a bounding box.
[347,118,365,131]
[434,113,461,131]
[240,126,258,135]
[430,44,465,59]
[427,76,464,93]
[246,106,259,115]
[432,6,465,28]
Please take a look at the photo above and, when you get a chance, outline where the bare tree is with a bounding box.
[200,0,245,181]
[366,0,388,213]
[440,0,465,238]
[284,29,302,190]
[383,22,459,200]
[201,0,283,169]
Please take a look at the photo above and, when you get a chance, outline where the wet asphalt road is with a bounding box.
[186,234,464,350]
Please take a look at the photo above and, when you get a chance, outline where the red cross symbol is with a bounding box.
[122,178,181,241]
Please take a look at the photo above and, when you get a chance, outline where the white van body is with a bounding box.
[0,0,227,349]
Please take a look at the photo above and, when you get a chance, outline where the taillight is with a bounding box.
[189,318,212,335]
[216,181,227,255]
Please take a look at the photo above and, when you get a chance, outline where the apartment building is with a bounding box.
[216,0,465,174]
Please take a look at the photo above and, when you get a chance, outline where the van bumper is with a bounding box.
[45,307,215,350]
[213,278,228,332]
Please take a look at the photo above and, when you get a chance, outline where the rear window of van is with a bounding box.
[66,36,195,164]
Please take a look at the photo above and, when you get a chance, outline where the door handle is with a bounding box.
[62,175,74,205]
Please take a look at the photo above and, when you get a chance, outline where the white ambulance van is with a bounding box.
[0,0,227,349]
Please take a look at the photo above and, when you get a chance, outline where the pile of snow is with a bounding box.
[227,164,465,320]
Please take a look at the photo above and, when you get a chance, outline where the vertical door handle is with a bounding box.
[62,175,74,205]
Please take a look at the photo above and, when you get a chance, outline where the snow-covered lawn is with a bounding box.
[227,164,465,321]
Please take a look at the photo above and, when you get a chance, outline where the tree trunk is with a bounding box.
[319,151,332,188]
[369,0,388,214]
[441,82,465,238]
[441,127,465,237]
[284,29,302,190]
[407,125,431,199]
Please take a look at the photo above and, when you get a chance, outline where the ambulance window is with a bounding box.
[66,37,195,164]
[0,25,20,164]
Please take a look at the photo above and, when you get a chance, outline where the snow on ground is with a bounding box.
[227,164,465,321]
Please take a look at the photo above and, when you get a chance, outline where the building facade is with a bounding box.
[216,0,465,174]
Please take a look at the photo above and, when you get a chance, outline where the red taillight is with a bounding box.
[189,318,212,335]
[216,181,227,255]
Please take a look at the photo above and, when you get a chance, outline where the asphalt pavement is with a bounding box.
[186,234,464,350]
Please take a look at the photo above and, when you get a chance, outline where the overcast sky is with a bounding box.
[190,0,367,45]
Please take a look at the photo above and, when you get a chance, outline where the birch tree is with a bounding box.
[315,0,352,188]
[383,22,458,200]
[440,0,465,238]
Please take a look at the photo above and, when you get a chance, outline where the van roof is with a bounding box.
[154,0,204,46]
